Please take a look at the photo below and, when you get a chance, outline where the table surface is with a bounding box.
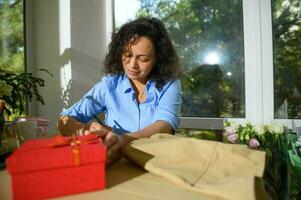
[0,157,219,200]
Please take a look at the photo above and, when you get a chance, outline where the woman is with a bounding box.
[57,17,182,165]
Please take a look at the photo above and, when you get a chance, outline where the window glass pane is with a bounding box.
[114,0,245,118]
[176,128,219,141]
[272,0,301,119]
[0,0,24,73]
[0,0,25,119]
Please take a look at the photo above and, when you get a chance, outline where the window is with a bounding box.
[272,0,301,119]
[0,0,25,118]
[114,0,244,123]
[0,0,25,73]
[112,0,301,130]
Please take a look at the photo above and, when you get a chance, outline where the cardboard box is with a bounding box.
[6,134,106,200]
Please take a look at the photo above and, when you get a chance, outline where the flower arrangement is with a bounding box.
[223,120,292,200]
[0,79,13,119]
[223,120,286,150]
[0,80,13,145]
[0,80,13,98]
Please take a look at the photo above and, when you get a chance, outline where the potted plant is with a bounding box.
[0,69,52,146]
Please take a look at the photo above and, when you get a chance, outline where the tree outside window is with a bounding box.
[115,0,245,119]
[0,0,24,74]
[273,0,301,119]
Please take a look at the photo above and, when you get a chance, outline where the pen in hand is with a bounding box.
[93,114,105,126]
[93,114,113,133]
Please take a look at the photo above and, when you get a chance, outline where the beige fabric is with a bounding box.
[122,134,268,200]
[0,158,224,200]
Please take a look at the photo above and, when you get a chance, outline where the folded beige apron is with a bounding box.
[122,134,268,200]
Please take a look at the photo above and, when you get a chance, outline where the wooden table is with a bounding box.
[0,157,218,200]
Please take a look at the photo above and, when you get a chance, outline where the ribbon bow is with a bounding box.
[51,133,100,166]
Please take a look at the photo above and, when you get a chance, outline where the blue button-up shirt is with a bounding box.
[61,73,181,135]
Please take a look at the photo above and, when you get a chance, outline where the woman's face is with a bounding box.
[122,36,156,83]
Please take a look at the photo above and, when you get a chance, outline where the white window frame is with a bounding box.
[108,0,301,130]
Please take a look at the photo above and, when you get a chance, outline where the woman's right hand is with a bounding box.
[85,121,112,135]
[57,116,87,135]
[58,116,123,166]
[57,116,111,136]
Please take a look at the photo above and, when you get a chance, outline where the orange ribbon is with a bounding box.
[51,134,100,166]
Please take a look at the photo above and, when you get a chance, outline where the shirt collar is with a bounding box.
[121,73,154,94]
[121,73,133,94]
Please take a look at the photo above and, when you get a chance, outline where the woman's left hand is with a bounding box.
[101,131,124,166]
[84,122,123,166]
[86,122,138,166]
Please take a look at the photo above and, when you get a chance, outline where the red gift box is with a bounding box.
[6,134,106,200]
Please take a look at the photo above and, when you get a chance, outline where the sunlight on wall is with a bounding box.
[58,0,71,110]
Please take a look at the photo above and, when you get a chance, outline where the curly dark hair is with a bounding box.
[104,17,182,89]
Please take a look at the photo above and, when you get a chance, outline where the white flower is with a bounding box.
[0,80,12,98]
[255,125,266,135]
[225,126,236,135]
[268,123,284,134]
[230,122,240,129]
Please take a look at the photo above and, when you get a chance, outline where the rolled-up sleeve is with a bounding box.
[153,79,181,130]
[60,78,107,123]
